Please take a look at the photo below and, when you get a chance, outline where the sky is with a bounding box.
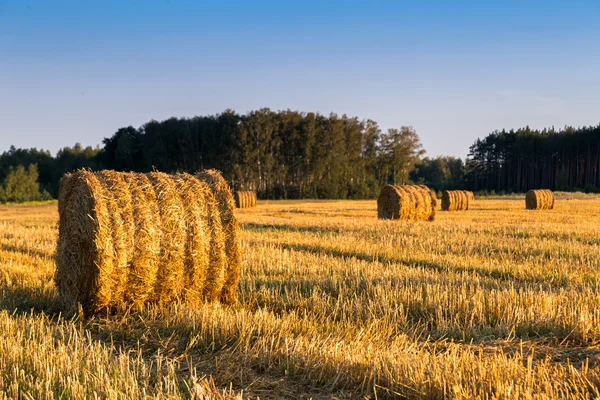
[1,0,599,158]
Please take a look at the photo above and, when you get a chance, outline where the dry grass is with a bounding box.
[2,198,600,398]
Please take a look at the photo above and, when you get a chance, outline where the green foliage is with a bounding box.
[410,156,466,191]
[0,143,100,198]
[99,109,425,199]
[1,110,425,200]
[1,164,46,203]
[379,127,425,185]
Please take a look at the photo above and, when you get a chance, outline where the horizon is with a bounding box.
[2,0,599,158]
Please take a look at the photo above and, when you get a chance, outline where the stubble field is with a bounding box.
[1,197,600,399]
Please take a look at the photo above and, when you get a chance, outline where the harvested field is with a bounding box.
[2,197,600,398]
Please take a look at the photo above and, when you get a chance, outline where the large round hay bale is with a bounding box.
[525,189,555,210]
[442,190,470,211]
[235,191,257,208]
[55,170,237,315]
[196,169,241,304]
[465,191,475,202]
[377,184,436,221]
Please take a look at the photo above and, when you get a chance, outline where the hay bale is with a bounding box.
[196,169,241,304]
[56,170,237,315]
[526,189,555,210]
[235,191,257,208]
[442,190,470,211]
[377,184,436,221]
[465,191,475,202]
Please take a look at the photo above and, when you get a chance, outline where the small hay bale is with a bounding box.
[377,184,436,221]
[525,189,555,210]
[56,170,237,315]
[465,191,475,202]
[442,190,470,211]
[235,191,257,208]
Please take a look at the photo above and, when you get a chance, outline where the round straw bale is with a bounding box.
[377,184,436,221]
[442,190,469,211]
[234,191,257,209]
[526,189,555,210]
[56,170,235,315]
[196,169,241,304]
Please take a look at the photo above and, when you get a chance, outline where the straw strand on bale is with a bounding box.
[172,174,211,304]
[122,173,161,308]
[56,170,237,315]
[196,170,241,304]
[377,184,436,221]
[526,189,555,210]
[97,171,134,307]
[148,172,187,304]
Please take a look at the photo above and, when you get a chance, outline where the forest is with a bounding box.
[0,108,598,202]
[468,124,600,192]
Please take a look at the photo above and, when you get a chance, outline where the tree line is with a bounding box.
[1,108,598,203]
[2,109,429,201]
[467,124,600,193]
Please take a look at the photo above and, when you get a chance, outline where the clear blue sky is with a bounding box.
[1,0,599,158]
